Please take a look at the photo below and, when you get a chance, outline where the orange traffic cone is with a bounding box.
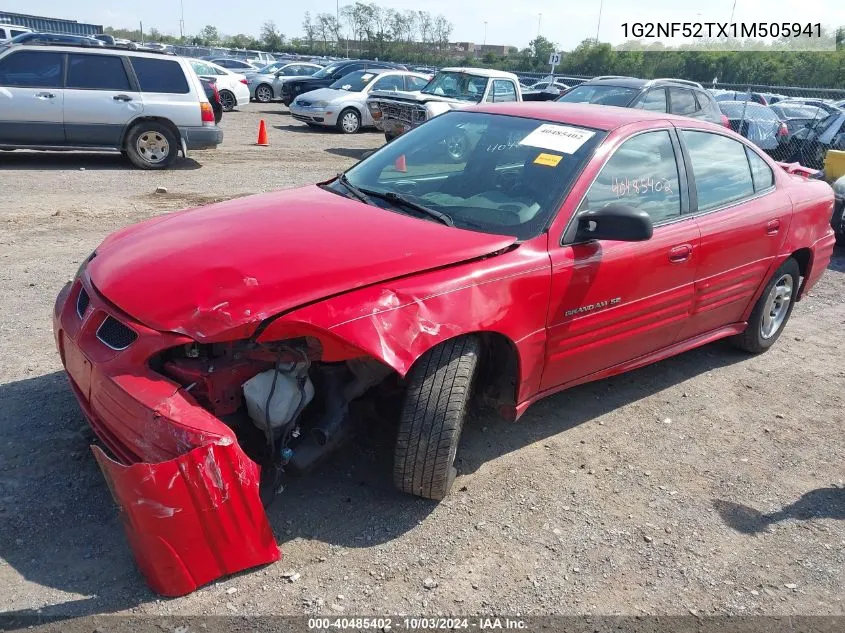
[256,119,269,146]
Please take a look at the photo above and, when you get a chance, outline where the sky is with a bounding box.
[4,0,843,50]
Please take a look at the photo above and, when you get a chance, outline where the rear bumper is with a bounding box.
[53,277,280,596]
[180,125,223,150]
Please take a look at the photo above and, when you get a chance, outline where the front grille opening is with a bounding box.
[76,288,90,318]
[96,316,138,350]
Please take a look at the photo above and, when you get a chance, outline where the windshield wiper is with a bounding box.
[335,173,371,204]
[359,188,454,227]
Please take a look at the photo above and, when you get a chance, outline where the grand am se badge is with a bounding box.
[564,297,622,317]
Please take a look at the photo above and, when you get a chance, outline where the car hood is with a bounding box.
[368,89,466,105]
[88,185,517,341]
[295,87,359,103]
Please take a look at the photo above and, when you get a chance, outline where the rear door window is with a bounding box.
[0,51,64,88]
[682,131,755,210]
[131,57,189,94]
[637,88,667,112]
[746,147,774,192]
[67,54,131,91]
[669,88,699,115]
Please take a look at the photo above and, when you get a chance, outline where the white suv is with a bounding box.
[0,42,223,169]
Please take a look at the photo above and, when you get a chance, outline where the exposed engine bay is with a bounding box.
[155,337,395,502]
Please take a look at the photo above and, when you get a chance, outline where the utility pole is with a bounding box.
[483,21,487,47]
[537,13,542,38]
[179,0,185,40]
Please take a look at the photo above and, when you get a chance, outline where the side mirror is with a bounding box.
[574,204,653,242]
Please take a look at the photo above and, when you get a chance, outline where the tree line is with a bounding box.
[106,10,845,89]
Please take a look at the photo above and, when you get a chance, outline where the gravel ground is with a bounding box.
[0,103,843,621]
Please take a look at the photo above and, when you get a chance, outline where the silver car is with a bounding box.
[248,62,322,103]
[289,69,429,133]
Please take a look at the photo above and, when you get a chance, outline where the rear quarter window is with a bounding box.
[130,57,190,94]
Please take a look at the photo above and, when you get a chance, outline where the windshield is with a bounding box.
[422,71,489,102]
[312,62,342,79]
[329,70,379,92]
[338,111,605,239]
[557,84,638,106]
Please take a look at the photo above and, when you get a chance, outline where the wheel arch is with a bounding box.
[121,116,181,150]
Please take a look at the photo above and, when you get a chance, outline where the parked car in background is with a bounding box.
[189,59,250,111]
[367,67,522,143]
[290,69,430,133]
[53,102,836,596]
[142,42,173,53]
[777,98,839,116]
[229,49,275,67]
[199,76,223,124]
[713,90,769,105]
[832,174,845,244]
[770,103,828,138]
[280,59,407,106]
[0,41,222,168]
[717,101,789,157]
[249,62,322,103]
[204,57,260,72]
[522,78,570,101]
[783,107,845,169]
[558,76,726,126]
[0,24,32,42]
[5,32,105,48]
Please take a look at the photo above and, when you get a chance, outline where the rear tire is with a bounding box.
[219,90,236,112]
[730,258,800,354]
[255,84,274,103]
[124,122,178,170]
[393,336,480,501]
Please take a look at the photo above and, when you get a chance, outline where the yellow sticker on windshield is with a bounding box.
[534,153,562,167]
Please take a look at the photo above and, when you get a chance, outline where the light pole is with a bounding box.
[595,0,603,44]
[483,21,487,47]
[537,13,542,38]
[179,0,185,40]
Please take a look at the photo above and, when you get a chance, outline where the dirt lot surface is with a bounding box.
[1,103,843,621]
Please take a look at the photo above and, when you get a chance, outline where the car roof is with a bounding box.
[0,42,179,59]
[468,101,716,131]
[440,67,519,80]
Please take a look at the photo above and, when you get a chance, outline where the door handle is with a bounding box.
[668,244,693,263]
[35,92,55,99]
[113,94,133,102]
[766,219,780,235]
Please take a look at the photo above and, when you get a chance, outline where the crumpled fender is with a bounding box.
[92,441,281,597]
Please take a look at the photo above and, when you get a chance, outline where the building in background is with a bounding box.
[0,11,102,36]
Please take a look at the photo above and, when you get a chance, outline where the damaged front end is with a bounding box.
[55,279,395,596]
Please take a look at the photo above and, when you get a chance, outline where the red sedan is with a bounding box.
[53,102,836,596]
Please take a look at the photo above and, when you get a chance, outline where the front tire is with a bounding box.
[337,108,361,134]
[393,336,480,501]
[219,90,236,112]
[255,84,274,103]
[731,258,800,353]
[124,122,178,170]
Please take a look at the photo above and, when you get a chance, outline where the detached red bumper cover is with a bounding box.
[54,279,281,597]
[92,441,281,597]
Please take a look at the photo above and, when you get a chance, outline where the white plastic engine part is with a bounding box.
[243,363,315,432]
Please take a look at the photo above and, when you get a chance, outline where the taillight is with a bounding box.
[240,78,248,85]
[200,101,215,125]
[721,114,730,128]
[778,122,788,137]
[212,84,220,103]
